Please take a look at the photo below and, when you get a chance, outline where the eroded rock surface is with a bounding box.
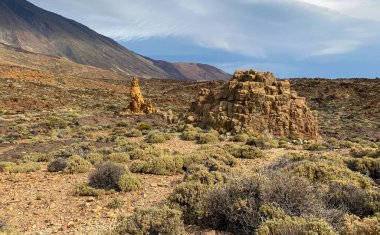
[126,77,156,114]
[191,70,319,139]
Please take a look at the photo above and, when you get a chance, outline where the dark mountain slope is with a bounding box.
[0,0,230,80]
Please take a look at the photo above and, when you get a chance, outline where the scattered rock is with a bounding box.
[191,70,319,139]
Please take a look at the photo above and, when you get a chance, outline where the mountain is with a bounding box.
[0,0,230,80]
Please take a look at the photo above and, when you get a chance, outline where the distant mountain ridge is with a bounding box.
[0,0,230,81]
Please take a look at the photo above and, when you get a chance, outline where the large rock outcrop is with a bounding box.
[125,77,156,114]
[191,70,319,139]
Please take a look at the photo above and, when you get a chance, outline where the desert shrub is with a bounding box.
[0,217,6,231]
[21,152,52,162]
[40,117,67,129]
[342,213,380,235]
[247,136,279,149]
[146,131,167,143]
[107,198,125,209]
[303,143,328,151]
[198,172,341,234]
[326,182,380,217]
[256,216,337,235]
[117,174,142,192]
[130,155,184,175]
[116,121,129,127]
[0,162,16,172]
[184,165,227,185]
[54,142,96,158]
[89,161,126,190]
[197,133,219,144]
[350,147,380,158]
[232,133,250,142]
[112,207,185,235]
[73,184,105,196]
[2,162,41,173]
[126,129,143,137]
[225,144,266,159]
[278,157,372,189]
[47,157,68,172]
[84,153,104,166]
[345,157,380,180]
[138,123,152,131]
[129,160,148,173]
[104,153,130,163]
[168,182,208,224]
[183,147,237,172]
[63,155,92,174]
[182,130,199,141]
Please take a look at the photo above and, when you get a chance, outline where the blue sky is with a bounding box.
[29,0,380,78]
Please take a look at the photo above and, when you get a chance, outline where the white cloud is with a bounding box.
[28,0,380,59]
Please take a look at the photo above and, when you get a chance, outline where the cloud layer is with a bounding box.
[28,0,380,77]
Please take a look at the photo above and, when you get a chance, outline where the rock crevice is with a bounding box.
[191,70,319,139]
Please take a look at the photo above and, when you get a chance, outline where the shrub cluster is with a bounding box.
[224,144,266,159]
[111,207,185,235]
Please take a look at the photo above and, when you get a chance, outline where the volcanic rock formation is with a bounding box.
[126,77,156,114]
[191,70,319,139]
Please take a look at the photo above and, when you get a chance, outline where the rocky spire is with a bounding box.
[126,77,156,114]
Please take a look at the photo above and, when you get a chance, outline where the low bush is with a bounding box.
[197,133,219,144]
[126,129,143,137]
[84,153,104,166]
[2,162,41,173]
[47,157,68,172]
[168,182,208,224]
[247,136,279,149]
[138,123,152,131]
[73,184,105,197]
[345,157,380,180]
[342,213,380,235]
[256,216,337,235]
[146,131,167,143]
[117,173,142,192]
[350,147,380,158]
[107,198,125,209]
[184,165,227,185]
[130,155,184,175]
[89,161,126,190]
[104,153,130,164]
[112,207,186,235]
[303,143,328,151]
[232,133,250,142]
[183,146,237,172]
[63,155,92,174]
[21,152,52,162]
[225,144,266,159]
[182,130,199,141]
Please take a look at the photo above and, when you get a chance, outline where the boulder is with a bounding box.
[191,70,319,139]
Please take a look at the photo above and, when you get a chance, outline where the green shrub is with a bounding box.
[40,117,67,129]
[104,153,130,163]
[303,143,328,151]
[84,153,104,166]
[183,147,237,172]
[326,182,380,217]
[0,162,16,171]
[225,144,266,159]
[112,207,185,235]
[184,165,227,185]
[107,198,125,209]
[63,155,92,174]
[21,153,52,162]
[129,160,148,173]
[130,155,184,175]
[247,137,279,149]
[342,213,380,235]
[47,157,67,172]
[256,216,337,235]
[345,157,380,180]
[232,134,250,142]
[116,122,129,127]
[146,131,167,143]
[89,161,126,190]
[126,129,143,137]
[117,174,142,192]
[73,184,105,196]
[2,162,41,173]
[197,133,219,144]
[350,147,380,158]
[138,123,152,131]
[182,130,199,141]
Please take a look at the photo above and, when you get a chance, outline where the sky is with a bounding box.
[29,0,380,78]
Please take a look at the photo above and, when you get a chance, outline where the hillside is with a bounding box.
[0,0,229,80]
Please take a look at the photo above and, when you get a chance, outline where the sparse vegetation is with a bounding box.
[89,161,126,191]
[117,173,142,192]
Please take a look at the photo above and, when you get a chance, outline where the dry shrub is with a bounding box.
[47,157,67,172]
[118,173,141,192]
[184,165,227,185]
[342,213,380,235]
[89,161,126,190]
[112,207,185,235]
[73,184,105,197]
[104,152,130,163]
[130,155,184,175]
[63,155,92,174]
[225,144,266,159]
[197,133,219,144]
[1,162,41,173]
